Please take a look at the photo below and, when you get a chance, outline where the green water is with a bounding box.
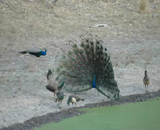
[35,97,160,130]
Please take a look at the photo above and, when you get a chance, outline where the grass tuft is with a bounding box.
[139,0,148,14]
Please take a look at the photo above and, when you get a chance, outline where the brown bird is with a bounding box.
[67,95,84,106]
[46,69,64,98]
[143,70,149,91]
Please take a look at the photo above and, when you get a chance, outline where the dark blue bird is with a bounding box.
[19,48,47,57]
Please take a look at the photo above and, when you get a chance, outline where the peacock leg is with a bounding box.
[57,102,62,109]
[145,85,148,93]
[53,93,55,98]
[96,89,100,96]
[91,88,98,96]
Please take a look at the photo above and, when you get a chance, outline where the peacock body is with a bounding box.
[19,48,47,57]
[55,35,120,99]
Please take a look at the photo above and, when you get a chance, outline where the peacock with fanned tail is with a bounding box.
[55,35,120,99]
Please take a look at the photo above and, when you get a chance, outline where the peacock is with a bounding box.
[19,48,47,57]
[55,92,64,104]
[67,95,84,106]
[54,34,120,99]
[46,69,64,98]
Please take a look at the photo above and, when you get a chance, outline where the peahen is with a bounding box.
[19,48,47,57]
[143,70,149,91]
[55,34,120,99]
[67,95,84,105]
[46,69,64,98]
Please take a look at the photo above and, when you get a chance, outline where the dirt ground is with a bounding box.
[1,90,160,130]
[0,0,160,129]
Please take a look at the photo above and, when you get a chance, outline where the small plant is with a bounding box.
[139,0,148,14]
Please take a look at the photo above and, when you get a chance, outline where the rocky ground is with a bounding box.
[0,0,160,129]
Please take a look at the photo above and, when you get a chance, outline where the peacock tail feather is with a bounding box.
[55,34,120,99]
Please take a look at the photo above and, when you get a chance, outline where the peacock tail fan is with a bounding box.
[55,34,120,99]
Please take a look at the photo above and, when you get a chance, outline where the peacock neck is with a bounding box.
[145,70,148,77]
[92,74,96,88]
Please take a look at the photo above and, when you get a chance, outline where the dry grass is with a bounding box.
[0,0,160,41]
[139,0,148,13]
[0,0,160,65]
[0,0,123,36]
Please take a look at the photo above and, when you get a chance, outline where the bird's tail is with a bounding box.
[19,51,27,54]
[54,34,120,99]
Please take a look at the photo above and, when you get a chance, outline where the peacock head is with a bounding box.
[67,101,70,105]
[67,98,71,105]
[145,70,147,74]
[41,49,47,56]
